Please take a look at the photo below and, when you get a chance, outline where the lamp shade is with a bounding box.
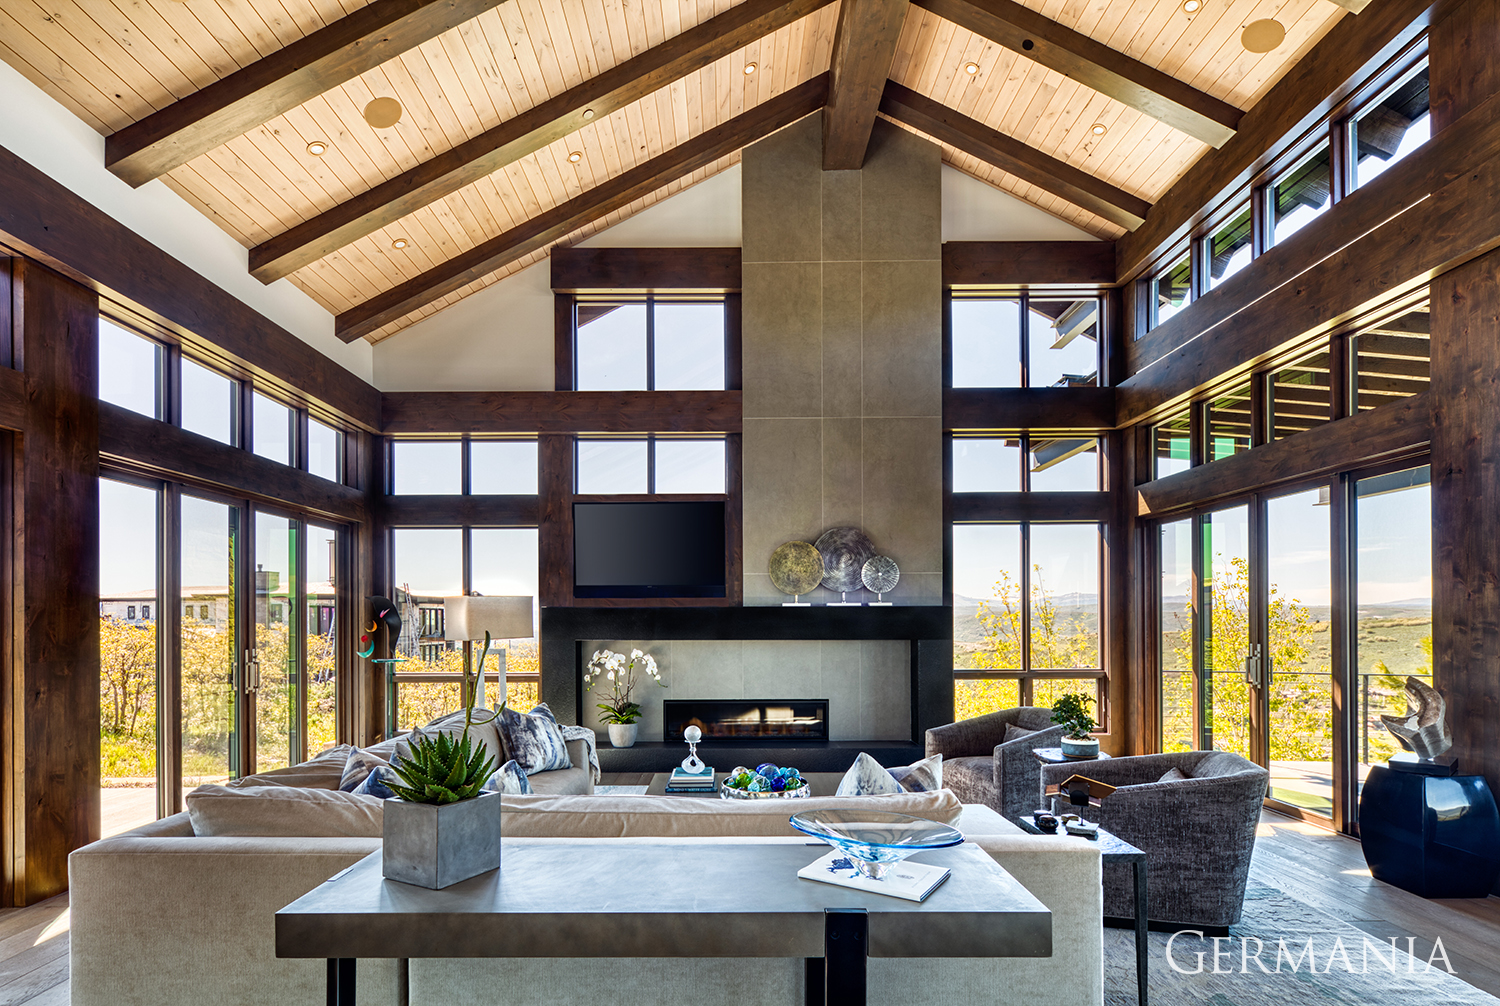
[443,596,533,642]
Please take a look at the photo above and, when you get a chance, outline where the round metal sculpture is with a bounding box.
[769,541,824,596]
[815,527,877,594]
[861,555,900,596]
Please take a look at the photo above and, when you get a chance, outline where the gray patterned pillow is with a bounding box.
[888,753,943,792]
[481,759,532,795]
[495,703,572,774]
[1003,724,1039,744]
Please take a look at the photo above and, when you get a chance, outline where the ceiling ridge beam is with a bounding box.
[105,0,514,187]
[823,0,912,169]
[334,73,831,343]
[911,0,1242,148]
[251,0,836,284]
[880,81,1151,231]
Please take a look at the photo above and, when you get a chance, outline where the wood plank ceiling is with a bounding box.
[0,0,1347,343]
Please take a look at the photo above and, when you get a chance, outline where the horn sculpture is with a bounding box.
[1380,676,1453,760]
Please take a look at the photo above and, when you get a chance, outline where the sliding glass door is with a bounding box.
[180,494,241,788]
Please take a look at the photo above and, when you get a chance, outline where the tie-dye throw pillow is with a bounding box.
[837,751,944,795]
[495,703,573,774]
[481,759,533,795]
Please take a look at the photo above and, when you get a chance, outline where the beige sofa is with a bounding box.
[70,763,1103,1006]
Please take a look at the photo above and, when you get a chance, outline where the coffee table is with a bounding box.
[645,771,846,796]
[1012,815,1147,1006]
[277,840,1052,1006]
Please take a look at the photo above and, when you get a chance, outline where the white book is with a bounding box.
[670,764,714,782]
[796,849,951,903]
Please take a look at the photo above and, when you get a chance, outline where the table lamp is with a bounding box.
[443,595,533,709]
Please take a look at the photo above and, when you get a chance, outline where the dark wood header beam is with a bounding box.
[1114,0,1438,283]
[881,82,1151,231]
[943,241,1117,286]
[951,491,1111,522]
[945,387,1116,431]
[106,0,513,186]
[0,141,380,430]
[250,0,834,283]
[336,74,829,342]
[1137,392,1431,517]
[384,495,540,526]
[381,390,743,434]
[550,247,742,292]
[911,0,1242,148]
[823,0,911,169]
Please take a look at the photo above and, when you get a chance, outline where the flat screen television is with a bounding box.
[573,501,727,598]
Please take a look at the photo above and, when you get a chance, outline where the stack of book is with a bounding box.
[665,763,716,794]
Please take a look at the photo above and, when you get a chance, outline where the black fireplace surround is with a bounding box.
[664,700,830,743]
[538,605,953,772]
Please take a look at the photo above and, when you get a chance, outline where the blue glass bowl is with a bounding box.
[790,808,964,879]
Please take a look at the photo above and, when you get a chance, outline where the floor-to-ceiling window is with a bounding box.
[180,494,240,790]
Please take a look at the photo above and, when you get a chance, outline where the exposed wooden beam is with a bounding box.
[250,0,834,283]
[336,74,830,342]
[1137,392,1430,518]
[943,241,1116,286]
[105,0,512,186]
[911,0,1242,148]
[381,390,743,434]
[0,141,381,430]
[944,387,1116,430]
[550,248,742,292]
[823,0,912,169]
[1125,81,1500,384]
[384,496,540,526]
[1115,0,1438,283]
[881,82,1150,230]
[951,492,1111,522]
[1328,0,1374,10]
[0,359,24,432]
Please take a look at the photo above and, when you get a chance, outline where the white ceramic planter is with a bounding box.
[608,723,639,748]
[382,792,501,889]
[1060,736,1100,759]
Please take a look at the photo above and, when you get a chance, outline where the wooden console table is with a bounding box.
[276,840,1051,1006]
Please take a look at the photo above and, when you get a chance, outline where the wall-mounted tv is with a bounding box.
[573,501,726,598]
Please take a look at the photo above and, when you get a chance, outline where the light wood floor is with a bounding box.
[3,805,1495,1006]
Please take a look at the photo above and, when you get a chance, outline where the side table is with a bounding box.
[1012,815,1147,1006]
[1031,747,1113,765]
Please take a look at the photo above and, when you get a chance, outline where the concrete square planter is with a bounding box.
[382,792,502,889]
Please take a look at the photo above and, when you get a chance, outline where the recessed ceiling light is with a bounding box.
[1090,123,1108,136]
[1241,18,1286,54]
[964,62,980,75]
[306,140,327,156]
[567,151,583,163]
[582,108,595,120]
[391,238,409,250]
[1182,0,1202,13]
[363,97,403,129]
[743,62,757,75]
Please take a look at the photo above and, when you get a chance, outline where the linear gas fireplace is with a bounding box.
[664,700,829,743]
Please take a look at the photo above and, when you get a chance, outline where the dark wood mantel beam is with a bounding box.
[823,0,912,169]
[335,74,830,341]
[106,0,514,186]
[250,0,835,283]
[911,0,1242,148]
[881,82,1151,230]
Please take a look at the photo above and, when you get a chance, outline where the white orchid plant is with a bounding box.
[584,648,665,724]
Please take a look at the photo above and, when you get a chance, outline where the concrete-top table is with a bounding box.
[277,839,1052,1006]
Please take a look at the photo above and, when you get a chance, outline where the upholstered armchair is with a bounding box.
[925,707,1063,820]
[1042,750,1269,930]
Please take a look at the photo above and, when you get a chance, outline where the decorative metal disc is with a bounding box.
[769,541,824,595]
[814,527,877,594]
[862,555,900,595]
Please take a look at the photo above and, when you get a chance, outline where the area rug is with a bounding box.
[1103,883,1500,1006]
[593,785,649,796]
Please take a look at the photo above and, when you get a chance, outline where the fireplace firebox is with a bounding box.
[664,700,829,744]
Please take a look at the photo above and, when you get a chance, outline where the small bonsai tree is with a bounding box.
[389,632,500,804]
[1050,693,1097,739]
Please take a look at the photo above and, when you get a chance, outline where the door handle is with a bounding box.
[244,648,261,694]
[1244,643,1264,687]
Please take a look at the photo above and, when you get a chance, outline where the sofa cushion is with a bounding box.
[354,765,400,799]
[186,784,384,837]
[1158,766,1189,783]
[339,747,389,792]
[887,753,943,793]
[943,755,995,799]
[836,752,943,796]
[496,703,572,774]
[1004,724,1039,744]
[482,760,533,795]
[227,744,352,790]
[499,790,964,838]
[424,709,505,769]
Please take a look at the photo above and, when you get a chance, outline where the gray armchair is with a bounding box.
[1042,750,1269,930]
[925,707,1063,819]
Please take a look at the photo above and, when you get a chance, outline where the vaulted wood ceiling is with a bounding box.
[0,0,1347,343]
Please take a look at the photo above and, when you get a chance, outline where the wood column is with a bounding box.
[3,260,100,904]
[1429,0,1500,887]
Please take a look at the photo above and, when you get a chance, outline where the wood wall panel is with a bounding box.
[945,387,1116,431]
[551,247,742,291]
[942,240,1115,286]
[383,495,541,526]
[7,260,99,905]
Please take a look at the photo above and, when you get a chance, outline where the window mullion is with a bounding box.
[646,295,656,392]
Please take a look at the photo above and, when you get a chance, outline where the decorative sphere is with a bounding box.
[730,766,751,779]
[779,766,800,779]
[748,778,768,792]
[684,726,702,744]
[756,762,779,777]
[770,776,787,792]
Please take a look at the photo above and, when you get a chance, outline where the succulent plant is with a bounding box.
[387,730,495,806]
